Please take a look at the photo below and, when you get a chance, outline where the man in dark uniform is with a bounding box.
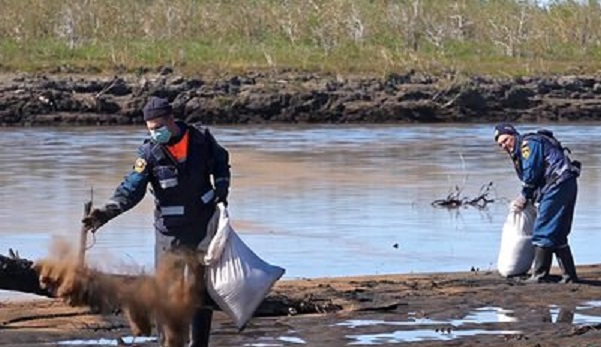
[83,96,231,347]
[494,123,580,283]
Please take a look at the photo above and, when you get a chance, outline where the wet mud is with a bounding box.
[2,263,601,346]
[2,71,601,126]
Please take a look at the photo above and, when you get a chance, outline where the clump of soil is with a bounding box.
[32,239,205,347]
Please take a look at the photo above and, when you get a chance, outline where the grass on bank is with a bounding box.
[2,0,601,77]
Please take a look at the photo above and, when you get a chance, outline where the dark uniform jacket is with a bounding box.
[510,130,580,201]
[104,121,230,249]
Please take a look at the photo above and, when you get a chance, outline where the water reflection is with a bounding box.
[338,302,601,345]
[55,336,156,345]
[244,336,307,346]
[0,124,600,280]
[550,305,601,325]
[45,302,601,346]
[336,307,517,328]
[346,329,522,344]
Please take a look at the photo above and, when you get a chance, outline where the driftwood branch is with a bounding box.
[431,154,495,210]
[431,181,495,210]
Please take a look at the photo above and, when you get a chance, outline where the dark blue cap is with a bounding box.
[494,123,518,141]
[143,97,173,121]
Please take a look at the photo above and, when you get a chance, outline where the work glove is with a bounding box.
[81,207,110,233]
[214,183,229,207]
[510,195,527,212]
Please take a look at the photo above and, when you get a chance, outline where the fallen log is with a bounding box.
[0,253,50,297]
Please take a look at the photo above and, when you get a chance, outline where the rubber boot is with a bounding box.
[189,308,213,347]
[525,246,553,283]
[555,245,578,283]
[155,315,167,347]
[556,307,575,323]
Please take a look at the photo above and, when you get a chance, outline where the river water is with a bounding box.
[1,124,600,284]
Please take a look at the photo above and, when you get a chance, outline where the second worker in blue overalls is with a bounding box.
[495,123,580,284]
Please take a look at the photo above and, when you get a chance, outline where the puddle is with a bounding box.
[337,318,446,328]
[459,307,517,324]
[338,304,601,331]
[53,336,157,346]
[0,290,50,303]
[337,307,517,329]
[576,301,601,310]
[58,334,305,347]
[279,336,306,344]
[337,307,521,344]
[244,335,307,346]
[346,329,522,344]
[550,306,601,325]
[45,303,601,347]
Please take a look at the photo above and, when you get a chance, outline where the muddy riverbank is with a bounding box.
[2,71,601,126]
[2,264,601,346]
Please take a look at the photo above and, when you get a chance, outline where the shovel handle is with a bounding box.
[78,198,93,266]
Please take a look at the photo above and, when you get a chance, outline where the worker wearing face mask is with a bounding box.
[83,96,231,347]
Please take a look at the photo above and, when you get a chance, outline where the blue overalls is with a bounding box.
[511,131,580,249]
[105,121,230,347]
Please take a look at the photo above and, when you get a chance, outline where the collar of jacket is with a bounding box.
[512,134,523,158]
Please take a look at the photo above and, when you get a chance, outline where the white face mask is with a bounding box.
[150,125,172,144]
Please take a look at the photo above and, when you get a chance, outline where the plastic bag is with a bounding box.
[204,204,285,330]
[497,204,537,277]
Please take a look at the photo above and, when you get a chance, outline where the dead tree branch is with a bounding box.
[432,181,496,210]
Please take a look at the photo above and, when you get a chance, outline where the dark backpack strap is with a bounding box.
[535,129,581,177]
[536,129,573,154]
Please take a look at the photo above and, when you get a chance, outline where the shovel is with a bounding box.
[78,188,93,267]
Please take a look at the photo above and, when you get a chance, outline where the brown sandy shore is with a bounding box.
[2,265,601,347]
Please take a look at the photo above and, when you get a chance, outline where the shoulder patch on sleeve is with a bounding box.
[521,145,530,160]
[133,158,147,173]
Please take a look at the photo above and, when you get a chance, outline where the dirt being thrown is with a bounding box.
[33,238,205,347]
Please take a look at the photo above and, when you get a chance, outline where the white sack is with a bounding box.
[204,204,285,330]
[497,204,537,277]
